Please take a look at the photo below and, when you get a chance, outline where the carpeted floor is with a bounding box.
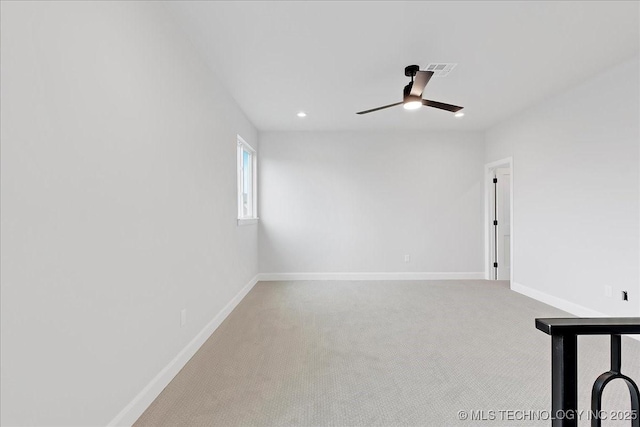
[134,280,640,426]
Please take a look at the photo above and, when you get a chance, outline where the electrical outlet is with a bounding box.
[622,291,628,301]
[404,254,411,263]
[605,285,612,297]
[180,309,187,327]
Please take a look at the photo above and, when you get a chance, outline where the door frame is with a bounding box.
[484,157,514,282]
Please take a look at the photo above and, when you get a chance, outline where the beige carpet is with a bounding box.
[134,280,640,426]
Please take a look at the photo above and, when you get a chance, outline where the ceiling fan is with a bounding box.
[356,65,463,115]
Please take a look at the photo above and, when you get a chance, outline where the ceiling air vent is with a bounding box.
[425,63,457,77]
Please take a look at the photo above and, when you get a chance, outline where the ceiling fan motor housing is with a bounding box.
[403,84,421,104]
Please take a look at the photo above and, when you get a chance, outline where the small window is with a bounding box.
[237,136,257,224]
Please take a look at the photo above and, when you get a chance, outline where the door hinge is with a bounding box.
[493,262,498,268]
[493,220,498,226]
[493,177,498,183]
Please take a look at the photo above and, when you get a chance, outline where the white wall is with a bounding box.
[259,131,485,276]
[485,58,640,316]
[0,2,258,426]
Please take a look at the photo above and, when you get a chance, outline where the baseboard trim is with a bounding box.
[511,281,606,317]
[511,281,640,343]
[107,274,260,427]
[258,272,484,281]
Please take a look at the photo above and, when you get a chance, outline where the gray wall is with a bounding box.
[0,2,258,425]
[485,58,640,316]
[259,131,485,275]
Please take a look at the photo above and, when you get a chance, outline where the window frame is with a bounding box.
[237,135,258,225]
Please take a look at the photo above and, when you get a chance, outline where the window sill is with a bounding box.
[237,218,258,226]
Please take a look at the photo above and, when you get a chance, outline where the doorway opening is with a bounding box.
[484,158,513,281]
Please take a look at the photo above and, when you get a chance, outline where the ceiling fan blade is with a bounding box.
[422,99,464,113]
[356,102,403,115]
[410,71,434,97]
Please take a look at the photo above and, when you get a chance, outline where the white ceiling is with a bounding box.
[168,1,639,132]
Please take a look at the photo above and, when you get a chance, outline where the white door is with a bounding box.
[495,168,511,280]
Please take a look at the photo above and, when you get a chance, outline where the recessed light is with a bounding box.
[454,112,465,118]
[297,111,307,117]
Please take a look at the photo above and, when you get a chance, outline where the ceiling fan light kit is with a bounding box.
[403,101,422,110]
[357,64,463,115]
[403,98,422,110]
